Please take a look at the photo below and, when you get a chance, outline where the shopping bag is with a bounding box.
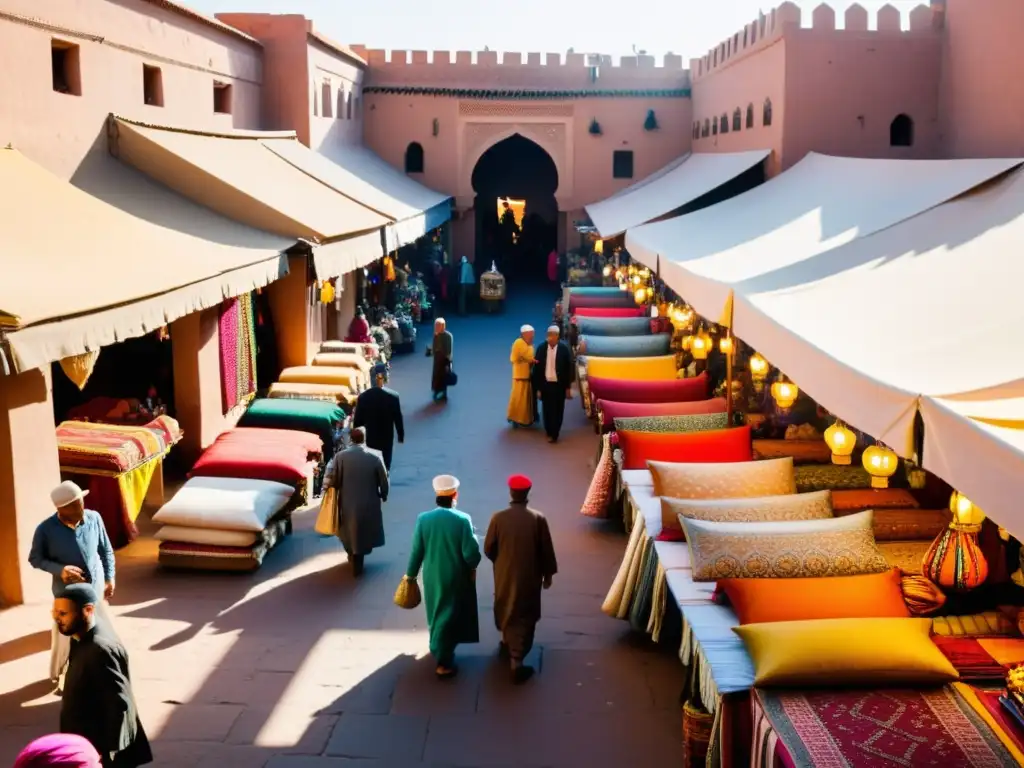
[393,576,422,610]
[446,368,459,387]
[314,487,338,536]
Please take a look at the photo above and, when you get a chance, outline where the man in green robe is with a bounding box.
[406,474,481,678]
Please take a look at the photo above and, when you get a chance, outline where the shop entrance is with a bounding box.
[471,134,558,283]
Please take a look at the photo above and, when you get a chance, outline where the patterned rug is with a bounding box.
[755,685,1018,767]
[219,293,257,412]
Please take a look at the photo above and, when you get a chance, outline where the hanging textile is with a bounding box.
[384,255,397,282]
[219,293,258,413]
[59,350,100,390]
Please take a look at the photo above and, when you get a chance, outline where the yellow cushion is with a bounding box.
[734,617,959,688]
[649,456,795,499]
[585,355,678,381]
[279,365,361,390]
[312,352,372,375]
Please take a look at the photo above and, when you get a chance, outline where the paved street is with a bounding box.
[0,287,683,767]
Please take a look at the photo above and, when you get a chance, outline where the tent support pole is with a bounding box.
[725,331,734,426]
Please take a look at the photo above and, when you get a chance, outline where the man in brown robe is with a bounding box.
[483,474,558,684]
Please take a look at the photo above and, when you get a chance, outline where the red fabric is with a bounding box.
[345,316,373,344]
[572,307,647,319]
[596,395,726,429]
[617,425,752,469]
[215,427,323,456]
[547,250,558,282]
[190,432,312,485]
[568,294,638,311]
[931,636,1007,680]
[974,688,1024,754]
[508,474,532,491]
[86,475,137,549]
[589,374,710,410]
[755,686,1019,767]
[655,529,685,542]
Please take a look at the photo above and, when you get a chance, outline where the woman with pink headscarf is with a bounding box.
[14,734,101,767]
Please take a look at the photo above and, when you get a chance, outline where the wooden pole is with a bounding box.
[725,332,734,426]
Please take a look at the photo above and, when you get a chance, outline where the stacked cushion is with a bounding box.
[237,399,343,461]
[596,396,724,430]
[311,352,372,389]
[649,455,795,498]
[153,476,295,534]
[279,365,363,392]
[585,355,678,382]
[190,428,318,486]
[268,381,352,404]
[568,294,638,312]
[589,375,708,406]
[579,334,671,358]
[613,412,728,435]
[572,307,647,319]
[617,424,752,470]
[320,340,379,358]
[661,489,832,533]
[576,316,652,337]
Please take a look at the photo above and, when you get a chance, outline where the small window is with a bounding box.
[347,88,354,119]
[143,64,163,107]
[51,40,81,96]
[320,80,332,118]
[890,114,914,147]
[612,150,634,179]
[213,81,232,114]
[763,97,773,127]
[733,108,742,132]
[720,114,729,134]
[694,122,700,140]
[712,119,718,136]
[746,103,755,129]
[336,87,345,119]
[405,142,425,174]
[702,119,710,138]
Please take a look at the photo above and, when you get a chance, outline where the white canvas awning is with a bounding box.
[0,148,292,373]
[311,143,452,252]
[108,117,389,278]
[626,153,1023,324]
[585,150,769,239]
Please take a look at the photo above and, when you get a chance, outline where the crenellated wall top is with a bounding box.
[352,46,691,92]
[690,1,942,81]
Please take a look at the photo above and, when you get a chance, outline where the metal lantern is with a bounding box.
[719,336,734,356]
[691,331,713,360]
[749,353,769,383]
[634,286,648,304]
[771,379,798,409]
[862,443,898,488]
[602,264,612,277]
[950,491,986,527]
[824,421,856,465]
[922,490,989,592]
[595,239,604,253]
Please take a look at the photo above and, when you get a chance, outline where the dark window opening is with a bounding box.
[353,96,361,117]
[763,97,773,127]
[51,40,81,96]
[720,114,729,134]
[612,150,634,179]
[405,141,425,173]
[712,119,718,136]
[890,114,914,147]
[733,108,742,131]
[143,64,163,106]
[746,103,755,129]
[321,80,333,118]
[347,89,354,119]
[213,81,232,114]
[337,88,345,119]
[702,119,710,138]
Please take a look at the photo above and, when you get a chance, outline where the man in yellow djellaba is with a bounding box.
[507,325,538,428]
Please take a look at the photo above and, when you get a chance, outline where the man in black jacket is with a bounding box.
[55,583,152,767]
[353,363,405,471]
[532,325,573,444]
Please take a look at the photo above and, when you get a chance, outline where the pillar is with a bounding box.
[0,368,61,607]
[267,254,318,369]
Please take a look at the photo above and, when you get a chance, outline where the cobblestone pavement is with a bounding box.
[0,287,684,767]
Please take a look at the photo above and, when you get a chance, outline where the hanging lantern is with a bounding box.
[602,264,612,277]
[320,281,335,304]
[634,286,648,304]
[823,421,856,465]
[771,379,798,409]
[749,353,769,383]
[922,490,989,592]
[595,239,604,253]
[691,331,713,360]
[862,443,898,488]
[631,274,642,286]
[639,267,651,280]
[719,336,734,356]
[681,335,693,351]
[650,305,659,318]
[618,278,628,291]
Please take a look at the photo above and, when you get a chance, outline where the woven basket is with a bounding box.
[682,699,713,768]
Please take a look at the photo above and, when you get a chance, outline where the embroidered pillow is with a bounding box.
[649,456,795,499]
[618,425,752,470]
[597,396,725,430]
[832,488,919,512]
[572,307,648,319]
[580,434,615,519]
[586,355,678,382]
[662,490,832,533]
[681,509,890,581]
[588,374,709,406]
[614,412,729,436]
[793,464,873,492]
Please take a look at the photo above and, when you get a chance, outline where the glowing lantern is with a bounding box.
[619,280,628,291]
[922,490,989,592]
[681,335,693,351]
[639,268,651,280]
[862,443,898,488]
[320,281,335,303]
[771,379,798,409]
[614,269,624,281]
[595,240,604,253]
[823,421,856,465]
[650,305,659,318]
[691,331,713,360]
[749,353,769,382]
[634,287,648,304]
[719,336,734,356]
[602,264,612,277]
[632,274,642,286]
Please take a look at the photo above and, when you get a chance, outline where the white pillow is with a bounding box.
[153,525,260,548]
[153,477,294,532]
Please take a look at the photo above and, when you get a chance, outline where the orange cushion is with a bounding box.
[617,425,752,470]
[719,568,911,625]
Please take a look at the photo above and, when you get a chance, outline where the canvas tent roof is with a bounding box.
[585,150,769,239]
[108,117,389,279]
[311,142,452,252]
[0,148,291,373]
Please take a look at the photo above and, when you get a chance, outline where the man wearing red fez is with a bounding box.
[483,474,559,684]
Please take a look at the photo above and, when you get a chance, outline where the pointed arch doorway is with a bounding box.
[471,134,559,282]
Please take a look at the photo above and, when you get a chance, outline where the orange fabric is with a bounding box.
[978,638,1024,667]
[617,425,752,470]
[720,568,911,625]
[832,488,919,511]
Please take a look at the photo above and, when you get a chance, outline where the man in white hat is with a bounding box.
[405,474,482,679]
[531,325,573,443]
[506,325,538,428]
[29,480,116,688]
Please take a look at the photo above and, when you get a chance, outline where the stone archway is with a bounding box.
[458,121,572,205]
[470,133,560,281]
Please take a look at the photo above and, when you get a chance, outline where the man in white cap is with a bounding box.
[405,474,482,679]
[532,325,573,443]
[506,324,538,428]
[29,480,116,688]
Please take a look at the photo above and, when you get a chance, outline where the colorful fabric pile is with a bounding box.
[219,293,258,412]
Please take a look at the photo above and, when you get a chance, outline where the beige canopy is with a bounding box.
[0,148,292,373]
[108,116,390,278]
[585,150,770,239]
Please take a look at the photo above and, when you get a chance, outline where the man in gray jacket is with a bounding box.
[323,427,389,577]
